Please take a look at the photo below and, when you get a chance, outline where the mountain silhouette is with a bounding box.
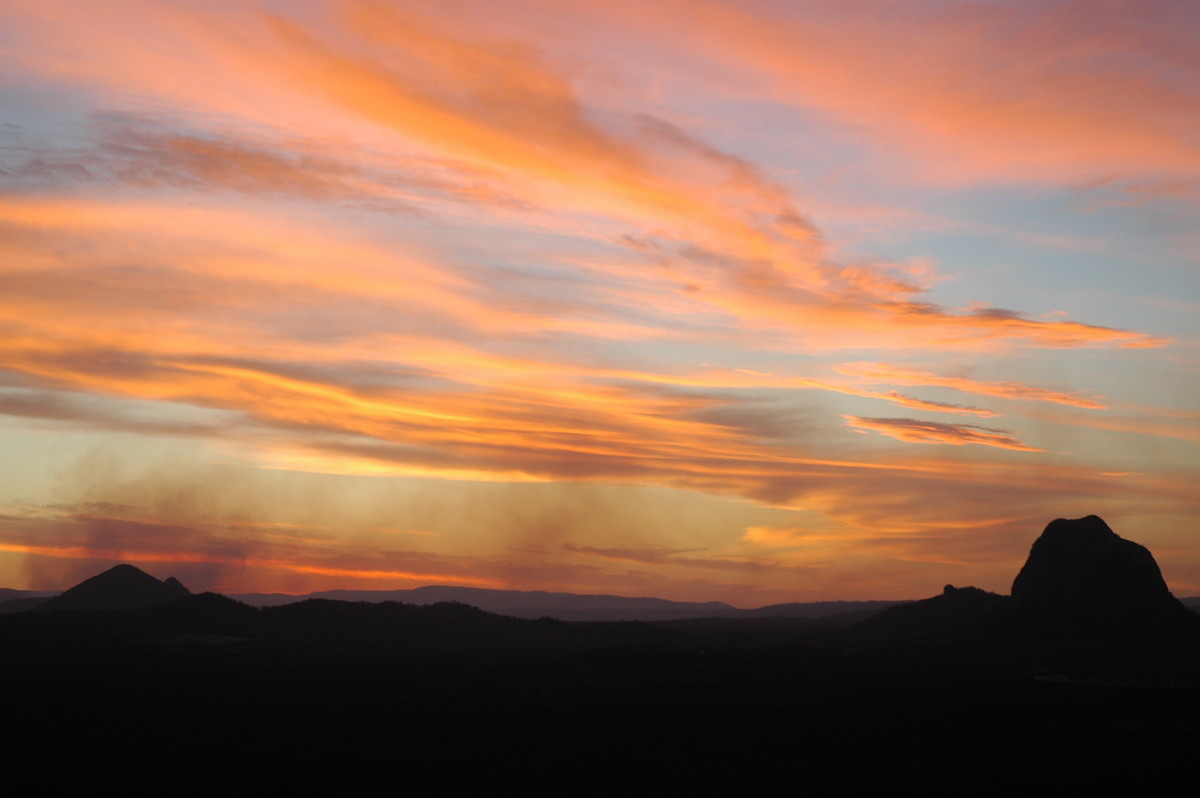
[230,585,902,622]
[38,563,191,612]
[1011,514,1197,630]
[855,515,1200,642]
[852,583,1009,641]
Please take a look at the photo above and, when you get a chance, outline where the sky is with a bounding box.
[1,0,1197,604]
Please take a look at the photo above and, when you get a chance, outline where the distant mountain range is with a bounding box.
[3,514,1197,624]
[0,577,902,623]
[230,586,902,623]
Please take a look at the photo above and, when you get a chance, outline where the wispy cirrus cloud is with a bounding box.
[573,0,1200,184]
[843,416,1043,452]
[1,1,1171,353]
[837,362,1108,409]
[0,112,525,213]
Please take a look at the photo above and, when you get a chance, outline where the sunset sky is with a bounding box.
[1,0,1197,604]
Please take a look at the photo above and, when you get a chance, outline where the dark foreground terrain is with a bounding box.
[4,516,1199,793]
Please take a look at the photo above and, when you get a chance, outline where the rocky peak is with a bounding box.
[39,564,192,612]
[1010,515,1188,626]
[162,576,191,599]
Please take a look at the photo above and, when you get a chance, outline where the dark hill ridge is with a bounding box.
[853,584,1010,641]
[2,579,903,621]
[38,564,191,612]
[231,585,902,622]
[273,585,739,621]
[3,520,1200,794]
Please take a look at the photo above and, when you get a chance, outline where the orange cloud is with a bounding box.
[0,536,501,590]
[791,379,996,417]
[843,416,1043,452]
[7,194,1144,505]
[1,3,1172,355]
[837,362,1108,409]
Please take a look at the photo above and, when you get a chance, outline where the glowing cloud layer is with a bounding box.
[0,0,1196,602]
